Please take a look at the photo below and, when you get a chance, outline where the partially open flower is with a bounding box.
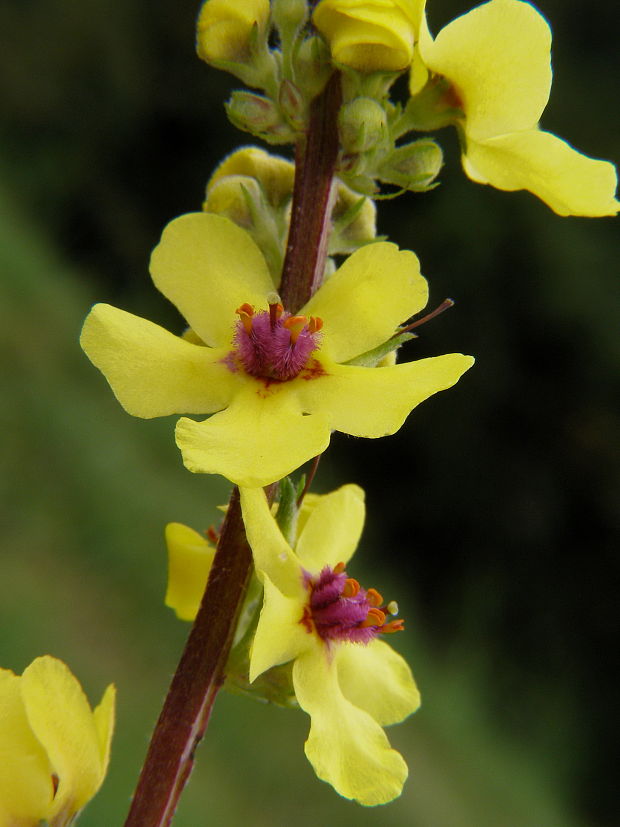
[411,0,619,216]
[81,213,473,488]
[313,0,425,72]
[239,484,420,804]
[0,656,115,827]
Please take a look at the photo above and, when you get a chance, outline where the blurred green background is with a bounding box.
[0,1,618,825]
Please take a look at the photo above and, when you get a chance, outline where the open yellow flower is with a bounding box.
[0,656,115,827]
[413,0,619,216]
[239,484,420,805]
[313,0,425,72]
[81,212,473,488]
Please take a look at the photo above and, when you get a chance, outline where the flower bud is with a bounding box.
[312,0,425,72]
[204,175,263,227]
[206,146,295,207]
[330,180,377,253]
[227,90,280,130]
[197,0,270,64]
[279,79,306,129]
[295,35,332,99]
[378,138,443,191]
[272,0,308,35]
[338,97,387,153]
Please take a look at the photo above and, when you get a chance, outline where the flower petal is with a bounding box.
[80,303,239,418]
[299,354,474,437]
[464,130,620,217]
[293,646,408,805]
[176,385,331,487]
[249,573,311,681]
[302,242,428,363]
[164,523,216,621]
[0,668,53,825]
[149,212,274,347]
[21,657,107,819]
[421,0,552,140]
[295,484,365,573]
[92,684,116,778]
[337,639,420,726]
[240,487,305,596]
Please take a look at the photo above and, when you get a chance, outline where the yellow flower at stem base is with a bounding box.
[81,213,473,488]
[313,0,425,72]
[0,656,115,827]
[413,0,619,216]
[239,484,420,805]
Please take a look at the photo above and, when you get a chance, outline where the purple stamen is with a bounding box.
[233,308,321,382]
[305,565,386,645]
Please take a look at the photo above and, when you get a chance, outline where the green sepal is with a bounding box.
[345,331,416,367]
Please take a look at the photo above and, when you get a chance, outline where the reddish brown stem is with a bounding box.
[123,489,252,827]
[123,76,342,827]
[279,72,342,313]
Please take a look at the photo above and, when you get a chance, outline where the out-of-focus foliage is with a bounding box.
[0,1,618,824]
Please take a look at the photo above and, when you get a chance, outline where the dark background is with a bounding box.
[1,1,618,825]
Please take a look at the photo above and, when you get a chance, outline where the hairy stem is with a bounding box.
[123,74,342,827]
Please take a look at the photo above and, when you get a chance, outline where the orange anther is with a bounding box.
[283,315,307,343]
[308,316,323,334]
[366,588,383,607]
[333,561,346,574]
[235,303,254,335]
[381,619,405,634]
[342,578,360,598]
[361,607,386,628]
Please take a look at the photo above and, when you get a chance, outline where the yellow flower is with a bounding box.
[412,0,619,216]
[196,0,270,64]
[0,656,115,827]
[81,213,473,488]
[164,522,216,621]
[313,0,425,72]
[239,484,420,805]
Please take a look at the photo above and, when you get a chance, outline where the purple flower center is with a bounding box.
[302,563,403,645]
[232,302,322,381]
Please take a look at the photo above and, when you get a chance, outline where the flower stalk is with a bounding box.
[122,71,344,827]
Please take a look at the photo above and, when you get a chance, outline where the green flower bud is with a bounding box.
[294,35,332,99]
[378,139,443,191]
[279,79,306,129]
[338,97,387,154]
[225,91,296,143]
[272,0,308,36]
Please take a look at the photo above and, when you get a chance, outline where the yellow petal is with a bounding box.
[293,646,408,805]
[299,354,474,437]
[0,668,53,825]
[464,130,620,217]
[149,213,274,347]
[21,657,108,819]
[420,0,552,140]
[164,523,216,621]
[303,242,428,363]
[92,684,116,779]
[337,639,420,726]
[80,304,240,418]
[295,484,365,573]
[249,573,311,681]
[240,487,304,596]
[176,384,331,487]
